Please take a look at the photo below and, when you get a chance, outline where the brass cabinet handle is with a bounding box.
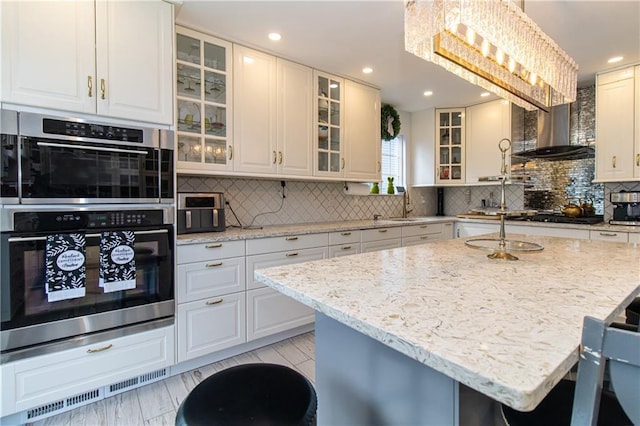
[342,245,352,250]
[420,236,430,240]
[273,150,277,164]
[612,155,617,168]
[420,225,429,229]
[100,78,106,99]
[205,243,222,249]
[341,232,351,236]
[457,229,461,238]
[378,229,388,233]
[228,145,233,160]
[87,343,113,354]
[599,232,618,237]
[286,252,299,257]
[206,262,223,268]
[285,236,298,241]
[206,298,223,305]
[341,157,345,170]
[637,154,640,167]
[278,151,283,165]
[377,161,381,172]
[87,76,93,97]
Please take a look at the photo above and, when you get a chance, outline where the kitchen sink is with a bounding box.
[384,218,423,222]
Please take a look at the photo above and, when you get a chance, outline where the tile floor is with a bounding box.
[26,332,315,426]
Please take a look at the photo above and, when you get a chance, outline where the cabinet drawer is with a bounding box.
[177,294,245,362]
[401,223,444,238]
[2,326,174,414]
[590,230,629,243]
[246,233,328,255]
[247,247,328,290]
[328,244,361,258]
[328,230,361,245]
[177,240,245,264]
[361,227,402,242]
[361,238,402,253]
[246,287,314,341]
[177,257,245,303]
[402,234,443,246]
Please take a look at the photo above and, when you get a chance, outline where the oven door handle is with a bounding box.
[37,141,149,156]
[8,229,168,242]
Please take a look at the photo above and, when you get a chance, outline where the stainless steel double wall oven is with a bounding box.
[0,109,175,362]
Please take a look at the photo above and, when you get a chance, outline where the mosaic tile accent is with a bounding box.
[178,176,419,226]
[443,185,524,215]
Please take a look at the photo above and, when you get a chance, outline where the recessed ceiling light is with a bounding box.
[423,91,433,96]
[480,92,491,97]
[268,32,282,41]
[608,56,624,64]
[362,67,373,74]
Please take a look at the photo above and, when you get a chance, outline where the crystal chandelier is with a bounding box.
[404,0,578,111]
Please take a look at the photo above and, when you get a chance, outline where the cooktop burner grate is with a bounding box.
[509,214,604,224]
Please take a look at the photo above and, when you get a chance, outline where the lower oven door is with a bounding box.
[0,225,174,355]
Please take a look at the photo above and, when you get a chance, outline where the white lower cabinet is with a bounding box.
[328,229,361,257]
[629,233,640,244]
[401,223,446,246]
[589,230,629,243]
[176,241,247,362]
[505,224,590,240]
[246,287,315,341]
[1,326,174,416]
[177,294,245,361]
[246,235,328,341]
[455,222,499,238]
[361,227,402,253]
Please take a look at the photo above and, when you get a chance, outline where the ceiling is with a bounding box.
[175,0,640,113]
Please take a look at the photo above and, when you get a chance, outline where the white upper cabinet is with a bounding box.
[595,65,640,182]
[1,1,174,125]
[344,80,381,181]
[276,59,314,177]
[1,1,96,114]
[435,108,466,185]
[314,71,345,178]
[465,100,511,182]
[233,45,278,174]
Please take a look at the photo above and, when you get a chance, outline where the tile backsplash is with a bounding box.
[178,176,437,226]
[443,185,524,216]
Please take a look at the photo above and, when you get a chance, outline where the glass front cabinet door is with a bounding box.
[176,26,233,173]
[436,108,465,184]
[314,71,344,177]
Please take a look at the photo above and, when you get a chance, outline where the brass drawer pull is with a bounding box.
[87,76,93,97]
[342,245,352,250]
[273,150,277,164]
[420,225,429,229]
[206,298,223,305]
[378,229,388,233]
[278,151,283,165]
[285,237,298,241]
[612,155,617,168]
[420,236,430,240]
[87,344,113,354]
[286,252,299,257]
[206,262,223,268]
[341,232,352,236]
[100,78,106,99]
[205,243,223,249]
[599,232,618,237]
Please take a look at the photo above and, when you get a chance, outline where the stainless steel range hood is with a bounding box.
[515,103,594,161]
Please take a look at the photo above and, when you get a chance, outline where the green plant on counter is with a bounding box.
[387,177,395,194]
[370,182,380,194]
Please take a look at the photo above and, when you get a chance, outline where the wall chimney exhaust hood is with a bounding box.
[515,103,594,161]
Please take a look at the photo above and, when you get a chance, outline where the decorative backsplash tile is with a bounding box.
[443,185,524,216]
[178,176,426,226]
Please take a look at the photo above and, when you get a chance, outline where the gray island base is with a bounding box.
[316,313,498,425]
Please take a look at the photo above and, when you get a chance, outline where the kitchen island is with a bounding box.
[255,234,640,425]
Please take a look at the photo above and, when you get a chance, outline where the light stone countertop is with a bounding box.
[176,217,456,245]
[176,216,639,246]
[254,234,640,411]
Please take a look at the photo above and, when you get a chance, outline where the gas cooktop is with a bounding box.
[508,214,604,224]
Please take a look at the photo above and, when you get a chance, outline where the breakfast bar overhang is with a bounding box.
[255,234,640,425]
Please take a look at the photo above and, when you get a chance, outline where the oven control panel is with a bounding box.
[12,210,165,232]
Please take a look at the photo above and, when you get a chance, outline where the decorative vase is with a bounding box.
[370,182,380,194]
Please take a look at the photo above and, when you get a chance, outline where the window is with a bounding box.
[380,135,405,188]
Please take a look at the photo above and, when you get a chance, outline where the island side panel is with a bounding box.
[315,313,458,425]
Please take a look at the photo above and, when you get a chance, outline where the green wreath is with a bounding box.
[381,104,401,141]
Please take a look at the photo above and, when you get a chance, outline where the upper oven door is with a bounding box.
[20,137,162,204]
[17,111,173,204]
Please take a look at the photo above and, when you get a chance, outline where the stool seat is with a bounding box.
[175,363,317,426]
[501,380,631,426]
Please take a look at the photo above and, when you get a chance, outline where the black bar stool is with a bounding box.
[175,363,317,426]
